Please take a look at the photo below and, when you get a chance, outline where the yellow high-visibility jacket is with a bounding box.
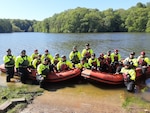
[57,60,73,71]
[88,58,100,67]
[81,49,93,58]
[3,55,16,67]
[37,63,49,77]
[15,55,31,68]
[121,67,136,81]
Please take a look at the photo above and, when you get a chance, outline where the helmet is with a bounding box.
[114,49,118,52]
[141,51,145,55]
[124,61,130,66]
[100,53,104,57]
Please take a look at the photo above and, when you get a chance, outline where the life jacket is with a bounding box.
[84,50,91,58]
[91,59,97,67]
[138,57,147,66]
[19,56,29,67]
[36,59,41,68]
[114,54,119,61]
[44,54,51,61]
[98,57,105,66]
[54,59,59,66]
[5,55,15,66]
[60,62,68,71]
[41,65,49,76]
[71,51,80,64]
[33,56,38,60]
[105,56,112,64]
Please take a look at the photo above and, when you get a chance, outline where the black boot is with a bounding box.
[39,81,44,88]
[6,76,10,82]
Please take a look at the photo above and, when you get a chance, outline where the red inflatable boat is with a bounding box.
[29,68,81,82]
[0,64,81,82]
[81,67,149,85]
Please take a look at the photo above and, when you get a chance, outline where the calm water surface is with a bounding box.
[0,32,150,64]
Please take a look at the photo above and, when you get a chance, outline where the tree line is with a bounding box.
[1,2,150,33]
[0,19,36,33]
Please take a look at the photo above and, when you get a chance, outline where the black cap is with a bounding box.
[130,52,135,55]
[85,43,90,46]
[91,53,95,56]
[6,49,11,52]
[21,50,26,53]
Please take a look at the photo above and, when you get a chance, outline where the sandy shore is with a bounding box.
[21,88,126,113]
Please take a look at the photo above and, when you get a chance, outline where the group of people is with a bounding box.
[3,43,150,91]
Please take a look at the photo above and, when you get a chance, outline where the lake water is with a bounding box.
[0,32,150,64]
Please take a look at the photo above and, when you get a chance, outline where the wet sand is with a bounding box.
[20,81,126,113]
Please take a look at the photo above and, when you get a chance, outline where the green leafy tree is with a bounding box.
[0,19,12,33]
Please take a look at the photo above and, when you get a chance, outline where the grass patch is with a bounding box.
[0,85,44,112]
[123,96,150,108]
[122,92,150,113]
[7,103,27,113]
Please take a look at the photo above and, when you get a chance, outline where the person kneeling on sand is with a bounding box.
[36,58,50,88]
[120,61,136,92]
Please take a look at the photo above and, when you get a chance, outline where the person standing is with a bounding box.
[15,50,31,83]
[81,43,94,59]
[123,52,138,68]
[3,49,16,82]
[41,49,53,63]
[32,54,42,69]
[121,61,136,92]
[30,49,39,61]
[137,51,150,83]
[116,52,138,74]
[69,46,81,66]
